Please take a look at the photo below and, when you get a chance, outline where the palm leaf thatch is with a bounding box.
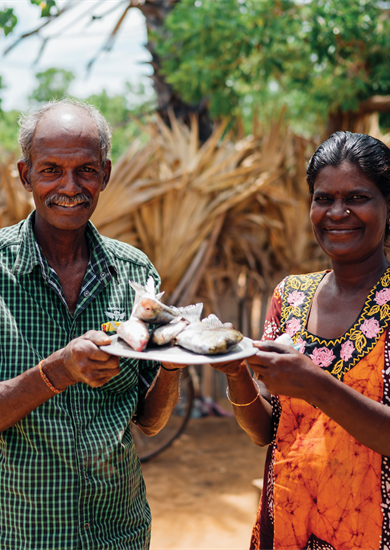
[0,111,385,334]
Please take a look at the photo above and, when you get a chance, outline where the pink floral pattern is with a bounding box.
[309,347,336,368]
[287,291,305,308]
[279,269,390,381]
[296,337,306,354]
[374,288,390,306]
[286,318,301,337]
[360,318,380,338]
[340,340,354,362]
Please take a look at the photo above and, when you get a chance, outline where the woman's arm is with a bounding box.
[211,284,284,446]
[251,340,390,456]
[211,359,273,446]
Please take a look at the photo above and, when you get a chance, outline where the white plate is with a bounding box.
[100,335,257,365]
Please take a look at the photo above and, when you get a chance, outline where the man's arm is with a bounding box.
[135,363,183,436]
[0,331,120,432]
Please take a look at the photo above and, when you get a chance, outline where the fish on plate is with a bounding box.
[129,277,181,325]
[117,317,150,352]
[175,313,243,355]
[151,303,204,346]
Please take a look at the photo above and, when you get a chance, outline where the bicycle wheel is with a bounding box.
[131,366,195,462]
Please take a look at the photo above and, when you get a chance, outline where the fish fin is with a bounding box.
[202,313,223,328]
[129,280,146,295]
[145,276,157,297]
[178,302,204,323]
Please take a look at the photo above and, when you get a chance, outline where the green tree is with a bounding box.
[0,7,17,36]
[0,1,58,36]
[29,67,75,104]
[0,110,21,157]
[86,84,154,162]
[155,0,390,134]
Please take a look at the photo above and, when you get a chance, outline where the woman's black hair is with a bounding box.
[307,131,390,197]
[307,131,390,240]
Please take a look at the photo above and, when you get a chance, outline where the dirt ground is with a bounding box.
[142,410,268,550]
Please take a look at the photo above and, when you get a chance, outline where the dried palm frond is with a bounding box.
[0,157,33,228]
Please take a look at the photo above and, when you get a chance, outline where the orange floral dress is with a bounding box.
[250,270,390,550]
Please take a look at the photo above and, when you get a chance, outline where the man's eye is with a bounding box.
[42,167,57,173]
[81,167,95,172]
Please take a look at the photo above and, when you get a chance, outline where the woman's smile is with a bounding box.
[310,161,389,264]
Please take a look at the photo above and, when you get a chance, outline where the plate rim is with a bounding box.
[100,335,256,364]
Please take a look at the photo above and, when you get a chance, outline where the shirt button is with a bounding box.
[84,523,89,529]
[100,272,106,279]
[84,291,90,297]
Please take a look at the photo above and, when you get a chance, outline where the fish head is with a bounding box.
[134,298,163,322]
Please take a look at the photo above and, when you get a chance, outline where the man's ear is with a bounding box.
[101,159,112,192]
[17,161,33,192]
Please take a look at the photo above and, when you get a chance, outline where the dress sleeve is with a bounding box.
[261,279,285,342]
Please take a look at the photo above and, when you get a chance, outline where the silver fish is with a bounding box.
[151,318,189,346]
[117,317,150,352]
[175,313,243,355]
[129,277,180,325]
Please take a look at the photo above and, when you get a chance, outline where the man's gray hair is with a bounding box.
[18,98,112,168]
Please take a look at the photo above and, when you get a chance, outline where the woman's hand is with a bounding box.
[248,340,325,400]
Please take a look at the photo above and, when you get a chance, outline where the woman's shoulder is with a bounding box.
[277,271,329,298]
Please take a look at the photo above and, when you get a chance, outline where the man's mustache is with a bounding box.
[44,193,92,209]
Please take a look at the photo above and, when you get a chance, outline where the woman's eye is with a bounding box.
[314,196,331,202]
[350,195,367,200]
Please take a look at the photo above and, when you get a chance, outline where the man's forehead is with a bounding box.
[33,105,100,143]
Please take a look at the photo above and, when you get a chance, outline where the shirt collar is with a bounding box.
[12,210,118,278]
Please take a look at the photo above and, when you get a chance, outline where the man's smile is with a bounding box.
[45,193,92,209]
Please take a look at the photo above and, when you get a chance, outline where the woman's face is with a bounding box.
[310,161,390,264]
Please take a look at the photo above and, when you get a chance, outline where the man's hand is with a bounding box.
[160,361,186,372]
[44,331,121,389]
[210,358,245,377]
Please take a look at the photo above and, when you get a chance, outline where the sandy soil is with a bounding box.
[141,412,268,550]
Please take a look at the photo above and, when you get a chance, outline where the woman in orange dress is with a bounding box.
[214,131,390,549]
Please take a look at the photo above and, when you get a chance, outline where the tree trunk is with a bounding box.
[325,96,390,137]
[136,0,214,142]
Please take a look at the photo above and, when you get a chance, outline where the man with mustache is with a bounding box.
[0,99,182,550]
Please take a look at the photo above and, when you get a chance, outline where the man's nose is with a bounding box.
[58,169,82,194]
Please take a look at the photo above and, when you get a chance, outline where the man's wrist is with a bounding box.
[160,363,182,372]
[40,350,75,390]
[225,360,248,380]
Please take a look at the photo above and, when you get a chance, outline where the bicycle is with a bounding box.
[131,365,197,462]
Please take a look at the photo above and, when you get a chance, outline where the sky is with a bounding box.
[0,0,153,111]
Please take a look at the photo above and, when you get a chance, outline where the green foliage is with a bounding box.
[0,7,17,36]
[29,68,75,104]
[155,0,390,131]
[0,110,20,156]
[86,84,155,163]
[0,1,57,37]
[29,0,58,18]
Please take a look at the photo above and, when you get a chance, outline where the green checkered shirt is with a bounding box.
[0,211,160,550]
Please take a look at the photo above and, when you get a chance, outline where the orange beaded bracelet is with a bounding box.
[38,360,64,395]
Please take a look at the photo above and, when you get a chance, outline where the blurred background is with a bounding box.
[1,1,390,548]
